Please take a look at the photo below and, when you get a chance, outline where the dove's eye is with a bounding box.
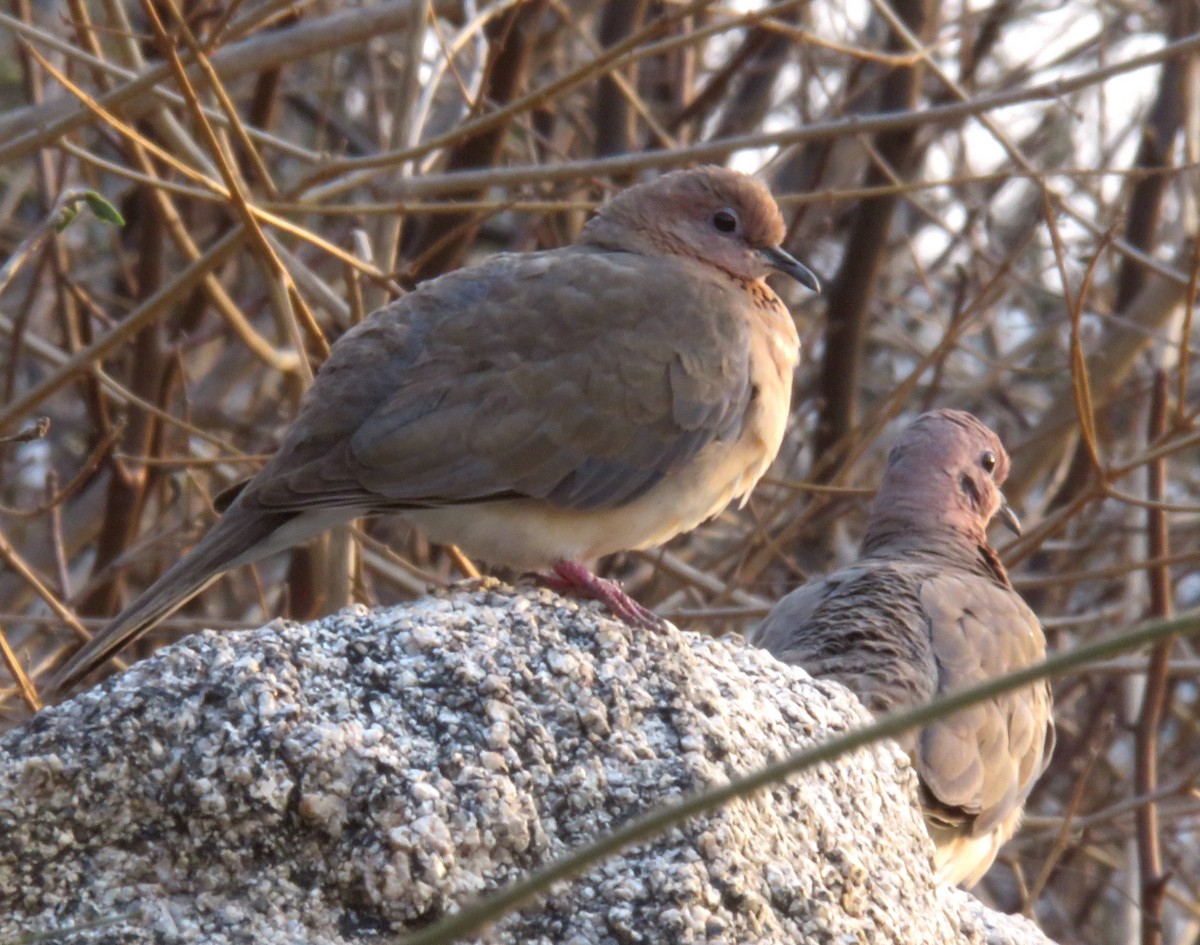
[712,209,739,234]
[981,451,997,474]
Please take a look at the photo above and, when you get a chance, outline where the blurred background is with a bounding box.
[1,1,1198,940]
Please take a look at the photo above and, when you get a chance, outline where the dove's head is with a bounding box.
[864,409,1021,553]
[582,167,820,292]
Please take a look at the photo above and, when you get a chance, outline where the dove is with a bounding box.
[748,409,1054,887]
[50,166,820,693]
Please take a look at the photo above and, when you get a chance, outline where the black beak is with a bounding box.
[759,245,821,293]
[995,498,1022,536]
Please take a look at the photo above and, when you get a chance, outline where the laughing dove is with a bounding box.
[51,166,819,692]
[749,409,1055,887]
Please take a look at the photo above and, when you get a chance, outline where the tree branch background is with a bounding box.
[1,1,1198,942]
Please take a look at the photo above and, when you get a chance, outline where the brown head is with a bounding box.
[581,166,820,292]
[862,409,1021,555]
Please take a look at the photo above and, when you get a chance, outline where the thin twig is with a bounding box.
[1134,369,1174,945]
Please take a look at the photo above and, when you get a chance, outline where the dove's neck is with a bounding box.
[860,482,996,576]
[861,515,1010,587]
[580,215,669,259]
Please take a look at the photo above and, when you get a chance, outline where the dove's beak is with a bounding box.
[995,499,1022,536]
[760,245,821,293]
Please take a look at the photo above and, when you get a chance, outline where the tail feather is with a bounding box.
[49,509,295,695]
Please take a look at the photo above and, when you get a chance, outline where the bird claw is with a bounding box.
[540,561,666,631]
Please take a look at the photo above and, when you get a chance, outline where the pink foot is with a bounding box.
[540,561,665,631]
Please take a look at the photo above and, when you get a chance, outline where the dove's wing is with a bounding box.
[916,572,1055,839]
[243,247,761,516]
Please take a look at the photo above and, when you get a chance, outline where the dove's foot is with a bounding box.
[539,560,665,631]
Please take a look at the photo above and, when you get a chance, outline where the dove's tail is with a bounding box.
[48,507,301,696]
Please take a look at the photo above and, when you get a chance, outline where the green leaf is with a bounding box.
[83,191,126,227]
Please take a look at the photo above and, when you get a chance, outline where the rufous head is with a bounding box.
[865,409,1021,551]
[582,166,820,292]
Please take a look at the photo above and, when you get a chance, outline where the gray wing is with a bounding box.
[917,573,1056,837]
[750,562,940,717]
[748,572,849,652]
[245,247,757,514]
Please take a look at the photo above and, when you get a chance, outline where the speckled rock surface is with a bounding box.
[0,585,1055,945]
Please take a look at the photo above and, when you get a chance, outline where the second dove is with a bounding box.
[750,409,1055,887]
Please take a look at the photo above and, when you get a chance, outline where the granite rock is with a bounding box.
[0,585,1055,945]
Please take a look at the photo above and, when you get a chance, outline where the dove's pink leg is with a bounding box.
[542,561,664,630]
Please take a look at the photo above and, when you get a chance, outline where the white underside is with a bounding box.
[218,424,772,575]
[404,432,774,570]
[929,811,1020,888]
[225,427,772,574]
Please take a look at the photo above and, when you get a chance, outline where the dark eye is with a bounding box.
[981,450,997,474]
[712,209,739,234]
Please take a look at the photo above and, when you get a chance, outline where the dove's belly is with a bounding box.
[405,375,790,569]
[928,810,1021,888]
[405,456,751,568]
